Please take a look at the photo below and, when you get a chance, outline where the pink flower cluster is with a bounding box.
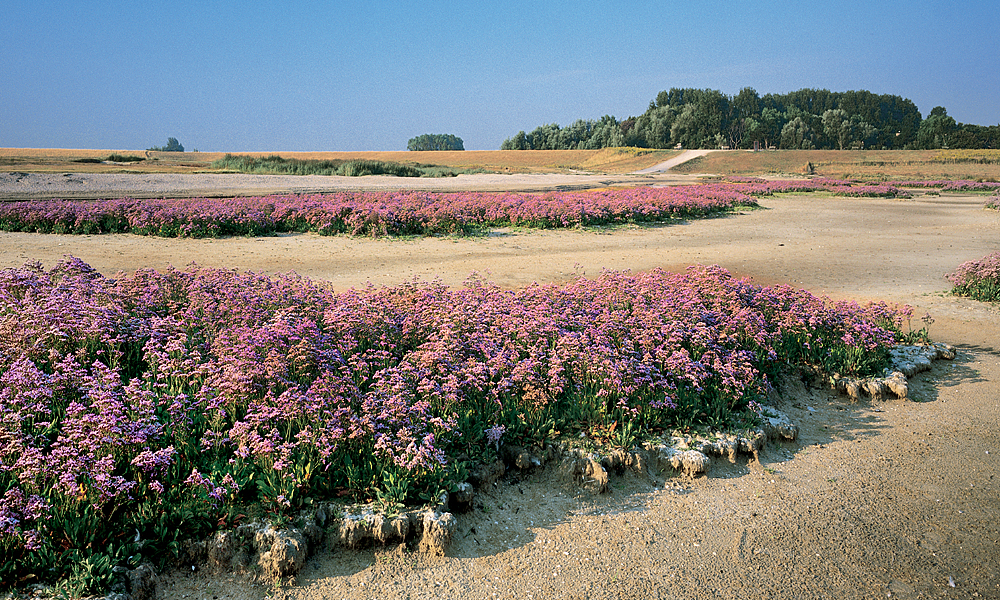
[945,252,1000,302]
[0,258,911,553]
[727,178,908,198]
[0,186,758,237]
[895,180,1000,192]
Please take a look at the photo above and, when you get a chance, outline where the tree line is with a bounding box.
[501,88,999,151]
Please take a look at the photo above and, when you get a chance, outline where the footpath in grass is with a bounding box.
[0,257,924,593]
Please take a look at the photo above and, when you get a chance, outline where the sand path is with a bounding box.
[632,149,717,173]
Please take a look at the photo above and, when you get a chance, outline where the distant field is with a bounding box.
[671,149,1000,181]
[0,147,678,175]
[4,147,1000,180]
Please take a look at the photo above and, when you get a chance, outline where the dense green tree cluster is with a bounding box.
[501,88,999,150]
[407,133,465,151]
[147,137,184,152]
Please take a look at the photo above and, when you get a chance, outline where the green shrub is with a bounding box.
[105,154,146,163]
[209,154,461,177]
[946,252,1000,302]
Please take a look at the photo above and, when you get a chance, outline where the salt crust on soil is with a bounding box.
[88,344,954,599]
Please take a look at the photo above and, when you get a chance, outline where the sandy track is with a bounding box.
[4,190,999,599]
[632,149,717,173]
[0,171,702,199]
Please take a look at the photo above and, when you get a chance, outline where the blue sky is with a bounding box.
[3,0,997,151]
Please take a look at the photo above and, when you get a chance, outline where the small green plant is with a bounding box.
[374,470,410,517]
[105,154,146,163]
[611,419,641,450]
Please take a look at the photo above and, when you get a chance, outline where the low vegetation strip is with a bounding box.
[725,177,909,197]
[0,185,759,237]
[0,181,909,239]
[946,252,1000,302]
[210,154,464,177]
[0,258,919,592]
[893,179,1000,192]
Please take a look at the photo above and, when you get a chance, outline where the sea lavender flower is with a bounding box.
[485,424,506,449]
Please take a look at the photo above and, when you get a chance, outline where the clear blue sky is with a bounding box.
[3,0,997,151]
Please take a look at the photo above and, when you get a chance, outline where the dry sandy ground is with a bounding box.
[0,171,702,199]
[3,188,999,599]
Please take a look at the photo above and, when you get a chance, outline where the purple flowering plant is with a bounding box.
[1,257,917,590]
[946,252,1000,302]
[985,191,999,211]
[0,180,910,241]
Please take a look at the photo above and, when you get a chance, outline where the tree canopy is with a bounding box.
[148,137,184,152]
[407,134,464,151]
[500,88,999,150]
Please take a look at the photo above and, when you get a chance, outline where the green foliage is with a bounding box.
[780,117,815,149]
[499,87,985,151]
[407,133,465,151]
[916,107,959,149]
[105,154,146,163]
[147,137,184,152]
[946,252,1000,302]
[210,154,462,177]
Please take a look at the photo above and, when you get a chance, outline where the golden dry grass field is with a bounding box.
[0,147,678,175]
[4,147,1000,180]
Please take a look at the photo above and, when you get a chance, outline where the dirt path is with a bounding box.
[632,149,717,173]
[4,191,999,599]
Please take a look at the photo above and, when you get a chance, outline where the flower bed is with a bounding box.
[946,252,1000,302]
[894,180,1000,192]
[986,193,999,210]
[0,258,918,591]
[0,180,911,240]
[0,186,758,238]
[728,178,908,198]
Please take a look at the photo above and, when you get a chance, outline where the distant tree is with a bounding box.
[148,137,184,152]
[501,131,530,150]
[780,117,815,149]
[822,109,873,150]
[757,107,785,149]
[916,107,958,149]
[407,134,464,151]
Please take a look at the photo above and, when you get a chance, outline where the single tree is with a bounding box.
[780,117,815,149]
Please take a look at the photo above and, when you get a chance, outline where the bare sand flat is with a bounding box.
[0,171,706,199]
[3,186,999,599]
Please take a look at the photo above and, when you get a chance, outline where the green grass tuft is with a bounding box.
[210,154,466,177]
